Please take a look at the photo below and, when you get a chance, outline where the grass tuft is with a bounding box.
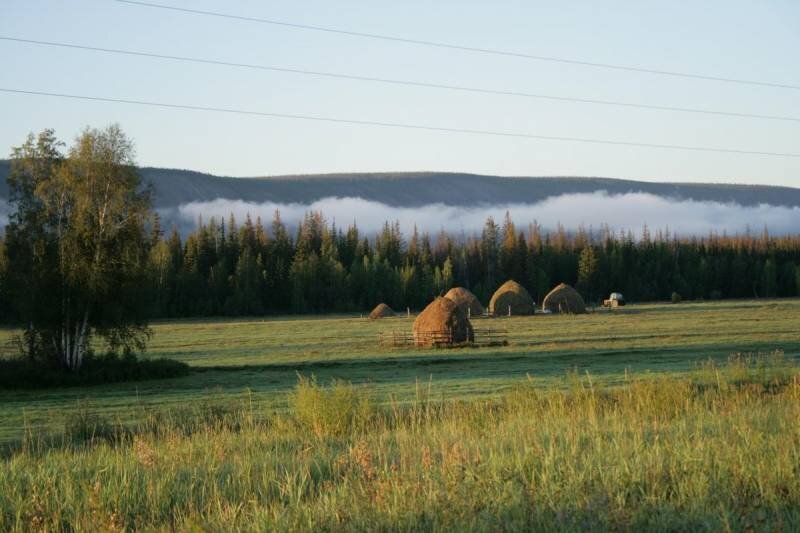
[289,375,372,437]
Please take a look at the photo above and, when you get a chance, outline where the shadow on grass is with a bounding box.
[3,351,796,468]
[0,355,190,390]
[193,340,800,378]
[0,394,248,459]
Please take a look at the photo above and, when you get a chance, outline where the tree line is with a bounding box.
[137,209,800,317]
[3,126,800,371]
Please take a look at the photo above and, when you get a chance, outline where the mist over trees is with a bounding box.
[136,210,800,318]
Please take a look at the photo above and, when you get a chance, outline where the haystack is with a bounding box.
[368,303,396,319]
[444,287,484,318]
[412,297,474,346]
[488,280,535,316]
[542,283,586,314]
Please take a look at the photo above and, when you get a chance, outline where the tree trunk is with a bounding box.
[27,321,35,357]
[75,309,89,371]
[60,307,89,372]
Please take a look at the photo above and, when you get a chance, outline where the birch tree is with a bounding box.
[6,125,153,372]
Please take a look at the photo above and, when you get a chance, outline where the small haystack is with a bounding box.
[489,280,535,316]
[542,283,587,314]
[412,297,474,347]
[369,303,396,319]
[444,287,484,318]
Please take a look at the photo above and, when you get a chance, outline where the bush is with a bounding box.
[0,353,190,390]
[289,375,372,437]
[64,408,118,444]
[671,292,682,303]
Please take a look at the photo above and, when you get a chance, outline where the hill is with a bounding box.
[1,160,798,208]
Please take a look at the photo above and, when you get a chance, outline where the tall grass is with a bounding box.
[1,352,799,531]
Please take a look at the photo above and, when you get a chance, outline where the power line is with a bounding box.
[2,87,798,158]
[3,36,798,124]
[114,0,800,91]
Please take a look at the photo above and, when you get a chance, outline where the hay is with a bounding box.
[488,280,535,316]
[542,283,587,314]
[412,297,474,346]
[368,303,396,319]
[444,287,485,318]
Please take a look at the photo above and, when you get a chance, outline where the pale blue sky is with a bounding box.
[1,0,798,185]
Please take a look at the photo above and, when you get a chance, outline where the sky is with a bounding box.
[1,0,799,186]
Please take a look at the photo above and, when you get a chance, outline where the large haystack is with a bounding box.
[368,303,396,319]
[489,280,535,316]
[542,283,587,314]
[444,287,484,318]
[412,297,474,347]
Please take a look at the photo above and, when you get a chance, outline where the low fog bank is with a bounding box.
[1,192,798,238]
[163,191,800,238]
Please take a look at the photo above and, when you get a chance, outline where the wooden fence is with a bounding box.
[378,328,508,348]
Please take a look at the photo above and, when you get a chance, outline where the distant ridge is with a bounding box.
[0,160,798,209]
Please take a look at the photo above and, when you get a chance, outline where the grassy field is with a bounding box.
[0,352,798,530]
[1,299,799,445]
[1,299,799,530]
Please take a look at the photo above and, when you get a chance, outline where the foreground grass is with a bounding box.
[1,354,799,531]
[1,299,798,444]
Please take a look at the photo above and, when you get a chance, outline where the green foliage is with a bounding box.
[671,291,683,303]
[0,353,189,389]
[762,258,777,297]
[577,245,598,302]
[5,126,153,370]
[63,407,116,444]
[796,264,800,296]
[127,207,800,318]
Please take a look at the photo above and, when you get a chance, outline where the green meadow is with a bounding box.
[1,299,799,530]
[1,299,799,445]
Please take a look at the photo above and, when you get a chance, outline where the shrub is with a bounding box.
[0,353,189,390]
[289,375,372,437]
[671,292,682,303]
[64,408,118,444]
